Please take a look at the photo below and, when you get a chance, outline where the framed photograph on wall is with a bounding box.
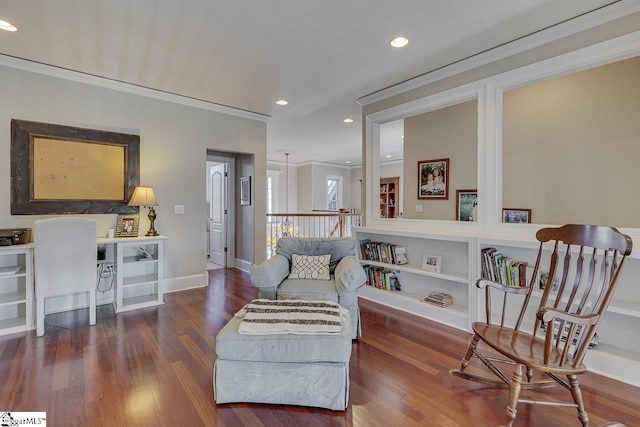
[418,158,449,199]
[503,208,531,223]
[422,254,442,273]
[240,176,251,205]
[456,189,478,221]
[115,214,140,237]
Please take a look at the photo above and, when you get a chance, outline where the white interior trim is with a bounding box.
[357,0,640,106]
[0,54,270,123]
[363,30,640,248]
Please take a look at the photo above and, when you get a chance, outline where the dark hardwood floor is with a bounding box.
[0,268,638,426]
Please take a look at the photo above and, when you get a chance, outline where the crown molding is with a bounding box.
[299,160,359,170]
[267,160,299,168]
[357,0,640,107]
[0,54,270,123]
[269,159,359,169]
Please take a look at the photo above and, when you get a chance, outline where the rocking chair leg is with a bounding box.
[506,363,523,427]
[568,375,589,427]
[459,334,480,371]
[526,367,533,383]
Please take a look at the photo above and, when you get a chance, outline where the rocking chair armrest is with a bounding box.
[476,278,529,295]
[536,307,600,326]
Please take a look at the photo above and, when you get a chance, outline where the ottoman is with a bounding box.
[213,310,352,410]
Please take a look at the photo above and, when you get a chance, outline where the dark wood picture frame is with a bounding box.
[456,189,478,221]
[502,208,532,223]
[11,119,140,214]
[418,158,449,199]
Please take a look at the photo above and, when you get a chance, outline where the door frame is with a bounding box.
[207,155,236,268]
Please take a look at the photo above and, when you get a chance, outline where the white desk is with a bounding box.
[98,235,168,313]
[0,235,168,336]
[0,244,34,336]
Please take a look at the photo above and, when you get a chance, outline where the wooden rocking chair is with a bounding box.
[450,224,632,426]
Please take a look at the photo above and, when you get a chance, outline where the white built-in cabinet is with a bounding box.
[355,227,471,331]
[113,236,166,312]
[355,227,640,387]
[0,244,34,336]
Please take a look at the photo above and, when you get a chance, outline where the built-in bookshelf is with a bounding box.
[0,245,34,336]
[355,227,471,331]
[354,228,640,386]
[379,177,399,219]
[479,237,640,386]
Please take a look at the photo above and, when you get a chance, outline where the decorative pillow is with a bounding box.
[288,254,331,280]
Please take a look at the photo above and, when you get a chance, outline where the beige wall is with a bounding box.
[503,56,640,227]
[403,100,478,220]
[362,12,640,228]
[362,12,640,119]
[0,63,267,283]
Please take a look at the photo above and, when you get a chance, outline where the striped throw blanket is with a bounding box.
[236,299,346,335]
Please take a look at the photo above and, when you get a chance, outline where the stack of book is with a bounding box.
[359,239,408,265]
[423,291,453,307]
[481,247,531,287]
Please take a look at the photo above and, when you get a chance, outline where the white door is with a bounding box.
[209,163,227,266]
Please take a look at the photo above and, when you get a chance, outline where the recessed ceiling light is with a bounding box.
[345,160,352,164]
[343,118,354,123]
[386,155,392,158]
[401,135,404,138]
[390,36,409,48]
[0,19,17,32]
[275,99,288,106]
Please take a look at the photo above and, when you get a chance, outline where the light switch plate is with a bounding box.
[174,205,185,215]
[415,204,424,213]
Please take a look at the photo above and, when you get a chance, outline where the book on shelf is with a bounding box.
[363,265,401,291]
[423,290,453,307]
[359,240,407,266]
[540,319,599,349]
[394,247,408,265]
[481,247,529,287]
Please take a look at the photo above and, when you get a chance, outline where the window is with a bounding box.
[267,176,273,213]
[327,176,342,211]
[266,170,280,215]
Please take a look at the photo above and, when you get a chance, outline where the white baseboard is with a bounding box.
[235,258,252,273]
[43,273,207,314]
[45,293,90,315]
[163,273,208,294]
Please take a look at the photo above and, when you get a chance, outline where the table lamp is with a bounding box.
[128,186,159,236]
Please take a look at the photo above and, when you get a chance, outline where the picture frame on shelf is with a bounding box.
[418,158,449,199]
[115,214,140,237]
[422,254,442,273]
[502,208,531,223]
[240,176,251,206]
[456,189,478,221]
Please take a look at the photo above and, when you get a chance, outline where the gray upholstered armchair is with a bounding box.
[250,237,366,338]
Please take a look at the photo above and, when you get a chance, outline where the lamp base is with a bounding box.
[146,207,159,236]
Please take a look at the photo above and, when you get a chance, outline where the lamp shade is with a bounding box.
[128,186,158,207]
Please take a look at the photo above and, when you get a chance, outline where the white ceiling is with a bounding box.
[0,0,619,165]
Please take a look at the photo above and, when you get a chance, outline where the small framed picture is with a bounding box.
[422,254,442,273]
[503,208,531,223]
[240,176,251,206]
[115,214,140,237]
[418,158,449,199]
[456,189,478,221]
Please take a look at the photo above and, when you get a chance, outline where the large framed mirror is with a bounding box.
[366,86,481,226]
[365,31,640,234]
[501,55,640,228]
